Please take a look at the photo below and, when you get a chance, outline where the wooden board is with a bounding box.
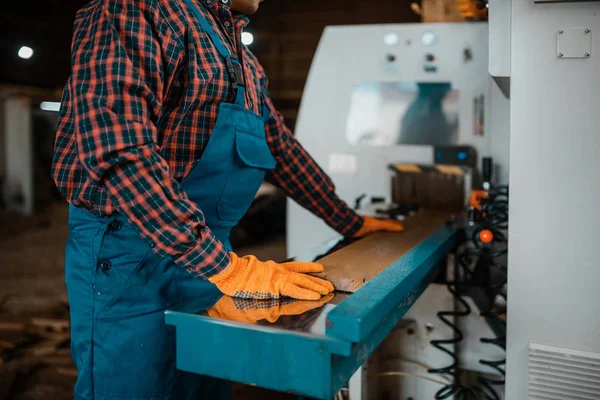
[315,210,453,293]
[421,0,464,22]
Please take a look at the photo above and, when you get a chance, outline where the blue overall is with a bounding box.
[65,1,276,398]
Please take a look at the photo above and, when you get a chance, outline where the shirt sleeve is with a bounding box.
[70,0,229,278]
[260,81,363,237]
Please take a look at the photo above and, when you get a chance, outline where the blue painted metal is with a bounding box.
[165,312,351,399]
[329,267,440,396]
[165,225,457,399]
[325,225,457,343]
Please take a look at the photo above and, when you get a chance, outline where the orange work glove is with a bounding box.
[208,253,334,300]
[353,216,404,238]
[206,293,335,324]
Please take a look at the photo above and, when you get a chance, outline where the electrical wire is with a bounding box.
[426,251,476,400]
[427,183,509,399]
[381,357,453,383]
[474,185,508,400]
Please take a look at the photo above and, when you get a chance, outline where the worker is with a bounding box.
[51,0,404,398]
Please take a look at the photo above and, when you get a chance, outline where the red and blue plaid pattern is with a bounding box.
[52,0,362,278]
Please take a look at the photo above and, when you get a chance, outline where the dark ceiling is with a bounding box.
[1,1,88,89]
[0,0,420,90]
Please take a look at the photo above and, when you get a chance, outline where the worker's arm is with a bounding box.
[260,96,362,236]
[69,0,229,278]
[257,72,403,237]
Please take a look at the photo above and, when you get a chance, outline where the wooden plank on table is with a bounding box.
[314,210,452,293]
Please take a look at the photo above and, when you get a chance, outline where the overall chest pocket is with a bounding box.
[216,127,277,222]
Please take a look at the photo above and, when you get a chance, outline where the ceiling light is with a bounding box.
[40,102,61,112]
[18,46,34,60]
[241,32,254,46]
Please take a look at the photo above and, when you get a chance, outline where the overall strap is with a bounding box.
[183,0,245,106]
[261,87,271,122]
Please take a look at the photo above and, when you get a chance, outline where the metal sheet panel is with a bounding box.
[325,225,457,343]
[507,1,600,398]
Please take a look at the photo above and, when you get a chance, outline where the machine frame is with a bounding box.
[166,225,457,399]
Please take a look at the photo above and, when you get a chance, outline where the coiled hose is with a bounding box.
[428,185,509,399]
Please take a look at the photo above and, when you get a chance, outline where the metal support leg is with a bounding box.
[348,364,365,400]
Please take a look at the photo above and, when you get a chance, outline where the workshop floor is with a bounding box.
[0,204,292,400]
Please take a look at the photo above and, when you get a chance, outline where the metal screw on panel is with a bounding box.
[425,322,435,332]
[558,30,564,34]
[558,53,564,58]
[585,52,591,57]
[585,29,590,34]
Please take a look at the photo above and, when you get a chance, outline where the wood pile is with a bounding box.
[0,298,74,400]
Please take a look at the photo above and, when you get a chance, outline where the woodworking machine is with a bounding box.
[165,22,505,400]
[167,1,600,398]
[166,213,457,399]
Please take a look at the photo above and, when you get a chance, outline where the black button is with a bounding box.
[108,220,122,232]
[99,261,112,271]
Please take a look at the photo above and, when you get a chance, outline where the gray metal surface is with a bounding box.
[288,23,497,258]
[507,1,600,398]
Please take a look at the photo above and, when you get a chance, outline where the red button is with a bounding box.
[479,229,494,244]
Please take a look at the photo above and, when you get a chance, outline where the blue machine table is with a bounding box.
[165,211,457,399]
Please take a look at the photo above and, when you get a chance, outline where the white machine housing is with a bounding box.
[288,22,509,257]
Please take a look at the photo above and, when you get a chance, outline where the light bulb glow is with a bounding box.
[241,32,254,46]
[18,46,34,59]
[40,102,61,112]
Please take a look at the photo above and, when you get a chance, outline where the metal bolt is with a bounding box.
[585,52,591,57]
[585,29,590,34]
[558,53,564,58]
[558,30,564,34]
[425,322,435,332]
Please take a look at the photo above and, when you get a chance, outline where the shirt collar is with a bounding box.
[233,11,250,30]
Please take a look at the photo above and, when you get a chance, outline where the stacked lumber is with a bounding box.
[0,309,75,400]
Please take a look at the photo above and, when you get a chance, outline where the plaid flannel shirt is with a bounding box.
[52,0,363,278]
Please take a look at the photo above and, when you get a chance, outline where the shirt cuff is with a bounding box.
[173,232,232,279]
[331,206,364,238]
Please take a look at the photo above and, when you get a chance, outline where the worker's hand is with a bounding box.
[353,216,404,238]
[208,253,335,300]
[206,293,335,324]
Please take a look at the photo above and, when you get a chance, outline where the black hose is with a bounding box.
[428,183,509,399]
